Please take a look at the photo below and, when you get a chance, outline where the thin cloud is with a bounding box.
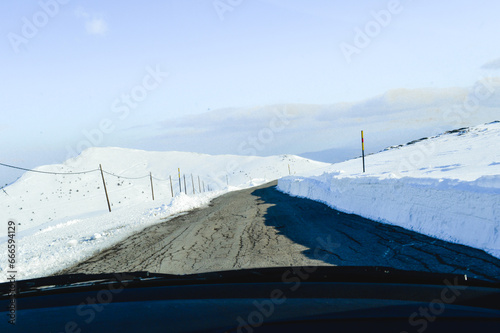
[127,84,500,157]
[481,57,500,70]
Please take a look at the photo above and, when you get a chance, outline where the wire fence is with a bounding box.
[0,162,218,212]
[0,162,100,175]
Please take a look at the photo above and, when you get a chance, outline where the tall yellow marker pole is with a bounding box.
[361,130,366,173]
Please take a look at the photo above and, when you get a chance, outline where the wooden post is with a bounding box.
[288,164,291,175]
[198,176,201,193]
[191,174,195,194]
[178,168,182,193]
[150,172,155,200]
[169,175,174,197]
[99,164,111,212]
[203,181,205,192]
[361,130,366,173]
[183,174,187,194]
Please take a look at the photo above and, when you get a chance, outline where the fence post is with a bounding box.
[288,164,291,175]
[191,174,195,194]
[169,175,174,197]
[178,168,182,193]
[198,175,201,193]
[183,174,187,195]
[99,164,111,212]
[150,172,155,200]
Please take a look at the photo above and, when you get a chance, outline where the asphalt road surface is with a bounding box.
[60,181,500,281]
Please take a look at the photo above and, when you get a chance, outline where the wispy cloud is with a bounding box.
[123,83,500,158]
[74,6,108,36]
[481,57,500,70]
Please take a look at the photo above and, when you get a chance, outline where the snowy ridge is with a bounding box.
[0,149,328,282]
[278,121,500,259]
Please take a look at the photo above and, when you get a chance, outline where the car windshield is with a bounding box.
[1,0,499,295]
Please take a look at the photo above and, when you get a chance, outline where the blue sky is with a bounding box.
[1,0,500,185]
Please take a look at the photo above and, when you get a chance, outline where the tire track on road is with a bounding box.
[59,181,500,281]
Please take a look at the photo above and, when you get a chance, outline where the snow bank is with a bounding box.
[278,174,500,258]
[5,191,223,281]
[278,122,500,259]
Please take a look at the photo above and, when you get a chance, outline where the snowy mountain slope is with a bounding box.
[278,121,500,259]
[0,149,328,281]
[299,147,360,164]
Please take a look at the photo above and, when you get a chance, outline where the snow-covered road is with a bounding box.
[60,181,500,281]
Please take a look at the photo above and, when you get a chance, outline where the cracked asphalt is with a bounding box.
[60,181,500,281]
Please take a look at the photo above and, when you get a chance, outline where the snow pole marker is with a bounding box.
[361,130,366,173]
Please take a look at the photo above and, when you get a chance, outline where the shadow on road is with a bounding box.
[251,183,500,281]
